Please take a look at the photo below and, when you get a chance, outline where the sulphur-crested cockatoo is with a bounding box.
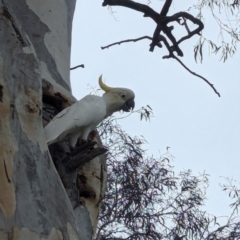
[44,75,135,147]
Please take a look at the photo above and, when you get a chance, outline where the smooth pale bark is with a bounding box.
[0,1,106,239]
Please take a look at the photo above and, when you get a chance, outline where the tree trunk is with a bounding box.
[0,1,106,239]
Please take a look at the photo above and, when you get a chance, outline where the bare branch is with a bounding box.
[103,0,204,56]
[101,36,153,49]
[101,0,220,97]
[172,55,221,97]
[149,25,162,52]
[102,0,159,22]
[149,0,173,52]
[63,143,108,172]
[101,35,220,97]
[172,12,204,45]
[70,64,84,70]
[162,25,183,56]
[150,0,173,52]
[181,17,190,34]
[160,0,173,16]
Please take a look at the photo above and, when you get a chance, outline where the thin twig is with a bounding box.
[173,12,204,45]
[101,35,220,97]
[102,0,159,22]
[172,55,221,97]
[70,64,84,70]
[101,36,152,49]
[181,17,190,34]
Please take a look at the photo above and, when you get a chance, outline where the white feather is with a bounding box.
[44,95,107,147]
[44,81,135,148]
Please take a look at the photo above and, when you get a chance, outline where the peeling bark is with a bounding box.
[0,1,105,239]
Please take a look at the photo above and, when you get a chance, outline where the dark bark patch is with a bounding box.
[3,159,11,183]
[2,6,26,46]
[42,94,64,113]
[25,104,38,114]
[7,230,13,240]
[44,152,51,170]
[78,174,87,184]
[54,92,69,104]
[0,85,3,102]
[10,103,15,120]
[80,190,96,198]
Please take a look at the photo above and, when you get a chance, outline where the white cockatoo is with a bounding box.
[44,75,135,148]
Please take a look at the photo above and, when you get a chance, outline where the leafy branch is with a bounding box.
[189,0,240,62]
[95,117,240,239]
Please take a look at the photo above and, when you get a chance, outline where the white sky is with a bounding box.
[71,0,240,221]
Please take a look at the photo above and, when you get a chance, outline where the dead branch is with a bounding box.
[150,0,172,52]
[160,0,172,16]
[102,0,203,55]
[172,12,204,45]
[101,0,220,96]
[101,36,220,97]
[101,36,153,49]
[48,142,108,209]
[63,143,108,172]
[70,64,84,70]
[172,55,221,97]
[181,17,190,34]
[150,25,162,52]
[102,0,159,22]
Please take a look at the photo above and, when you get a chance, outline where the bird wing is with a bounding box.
[44,95,107,145]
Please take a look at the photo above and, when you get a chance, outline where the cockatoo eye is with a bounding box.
[121,94,125,98]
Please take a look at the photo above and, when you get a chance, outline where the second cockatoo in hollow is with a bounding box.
[44,75,135,148]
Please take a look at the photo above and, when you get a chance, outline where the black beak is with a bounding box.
[121,98,135,112]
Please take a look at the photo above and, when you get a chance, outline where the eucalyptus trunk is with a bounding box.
[0,1,106,239]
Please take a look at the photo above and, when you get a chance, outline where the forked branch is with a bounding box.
[101,0,220,96]
[102,0,159,22]
[101,36,220,97]
[102,0,203,55]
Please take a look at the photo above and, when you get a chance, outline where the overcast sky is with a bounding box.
[70,0,240,221]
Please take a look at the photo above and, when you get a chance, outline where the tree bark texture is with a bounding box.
[0,0,106,239]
